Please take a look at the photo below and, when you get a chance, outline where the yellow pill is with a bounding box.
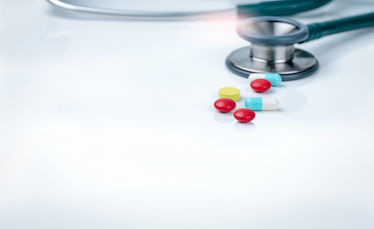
[219,87,240,101]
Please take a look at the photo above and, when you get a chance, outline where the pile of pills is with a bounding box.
[214,73,282,123]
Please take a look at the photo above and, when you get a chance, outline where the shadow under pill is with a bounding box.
[214,112,235,124]
[233,122,256,132]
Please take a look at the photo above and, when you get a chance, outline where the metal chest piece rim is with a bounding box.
[226,16,319,81]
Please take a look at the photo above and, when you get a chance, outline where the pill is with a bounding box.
[248,73,282,86]
[219,87,240,101]
[214,98,236,113]
[250,79,271,93]
[233,108,256,123]
[244,97,279,111]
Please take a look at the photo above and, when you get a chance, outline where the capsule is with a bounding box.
[248,73,282,87]
[244,97,279,111]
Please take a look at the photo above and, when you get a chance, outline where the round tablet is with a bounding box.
[250,79,271,93]
[219,87,240,101]
[233,108,256,123]
[214,98,236,113]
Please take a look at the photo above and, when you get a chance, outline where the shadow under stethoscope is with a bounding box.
[308,29,374,72]
[252,28,374,114]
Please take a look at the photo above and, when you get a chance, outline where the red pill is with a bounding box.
[233,108,256,123]
[214,98,236,113]
[250,79,271,93]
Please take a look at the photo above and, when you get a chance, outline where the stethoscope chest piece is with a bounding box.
[226,16,319,81]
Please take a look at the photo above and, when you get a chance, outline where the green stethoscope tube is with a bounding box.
[237,0,332,17]
[305,12,374,42]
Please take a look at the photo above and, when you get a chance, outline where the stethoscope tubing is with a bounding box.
[47,0,332,20]
[46,0,235,19]
[47,0,374,45]
[305,12,374,42]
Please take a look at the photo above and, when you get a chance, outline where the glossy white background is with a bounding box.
[1,0,374,228]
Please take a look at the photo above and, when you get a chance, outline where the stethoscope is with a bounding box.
[48,0,374,81]
[227,13,374,80]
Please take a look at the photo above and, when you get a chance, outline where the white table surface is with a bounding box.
[1,1,374,228]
